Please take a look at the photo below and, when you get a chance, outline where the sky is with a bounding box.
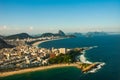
[0,0,120,35]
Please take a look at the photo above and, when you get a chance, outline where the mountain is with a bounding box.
[40,33,55,37]
[58,30,66,36]
[0,38,14,49]
[73,32,83,37]
[85,32,108,37]
[5,33,33,39]
[0,35,4,39]
[40,30,66,37]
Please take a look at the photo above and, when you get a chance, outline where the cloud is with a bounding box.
[0,25,7,30]
[3,25,7,29]
[29,26,33,30]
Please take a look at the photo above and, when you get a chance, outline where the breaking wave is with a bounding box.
[80,50,92,64]
[88,62,105,73]
[79,46,105,73]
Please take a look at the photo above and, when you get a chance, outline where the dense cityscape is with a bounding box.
[0,30,104,77]
[0,0,119,80]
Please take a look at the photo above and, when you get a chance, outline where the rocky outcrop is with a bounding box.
[58,30,66,36]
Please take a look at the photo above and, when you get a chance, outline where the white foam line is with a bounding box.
[79,46,105,73]
[88,62,105,73]
[80,50,92,64]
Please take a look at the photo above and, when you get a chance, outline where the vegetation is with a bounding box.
[0,38,15,49]
[49,49,81,64]
[5,33,33,39]
[40,30,66,37]
[79,63,91,69]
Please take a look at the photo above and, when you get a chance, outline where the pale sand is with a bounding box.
[0,38,75,77]
[32,38,66,47]
[0,63,80,77]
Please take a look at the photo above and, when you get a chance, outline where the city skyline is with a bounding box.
[0,0,120,34]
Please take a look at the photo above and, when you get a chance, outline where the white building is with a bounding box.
[59,48,66,54]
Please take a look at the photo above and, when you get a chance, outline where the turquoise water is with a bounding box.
[0,67,82,80]
[39,35,120,80]
[1,35,120,80]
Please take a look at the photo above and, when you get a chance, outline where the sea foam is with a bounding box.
[88,62,105,73]
[80,50,92,64]
[79,46,105,73]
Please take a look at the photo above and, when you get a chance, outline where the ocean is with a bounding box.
[1,35,120,80]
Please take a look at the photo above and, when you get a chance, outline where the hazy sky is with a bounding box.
[0,0,120,34]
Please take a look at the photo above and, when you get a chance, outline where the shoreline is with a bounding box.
[0,39,105,77]
[0,63,80,77]
[0,62,101,77]
[32,38,67,47]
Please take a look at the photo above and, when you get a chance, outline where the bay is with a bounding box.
[1,35,120,80]
[39,35,120,80]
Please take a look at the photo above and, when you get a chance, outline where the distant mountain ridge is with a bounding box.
[85,32,108,37]
[3,30,73,39]
[2,31,109,39]
[41,30,66,37]
[5,33,33,39]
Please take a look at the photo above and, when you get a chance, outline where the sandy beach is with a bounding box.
[0,63,80,77]
[0,38,69,77]
[32,38,66,47]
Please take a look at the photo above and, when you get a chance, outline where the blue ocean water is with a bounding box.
[1,35,120,80]
[39,35,120,80]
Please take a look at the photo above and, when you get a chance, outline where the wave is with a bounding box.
[88,62,105,73]
[80,50,92,64]
[79,46,105,73]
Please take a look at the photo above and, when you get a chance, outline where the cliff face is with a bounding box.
[58,30,66,36]
[0,38,14,49]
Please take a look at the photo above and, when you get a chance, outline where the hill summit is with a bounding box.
[41,30,66,37]
[5,33,33,39]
